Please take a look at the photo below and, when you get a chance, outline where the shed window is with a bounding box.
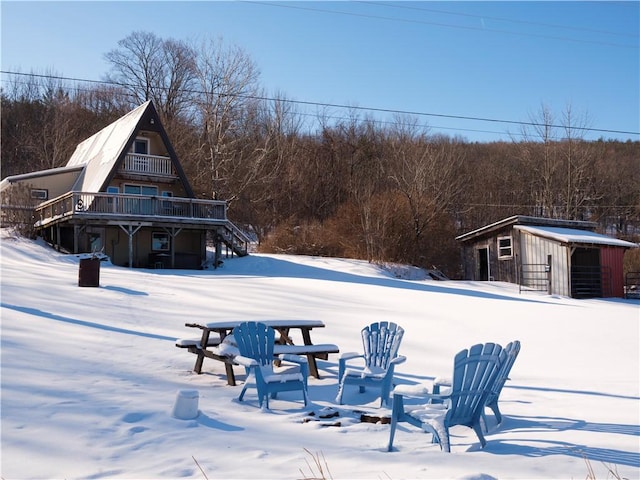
[498,236,513,259]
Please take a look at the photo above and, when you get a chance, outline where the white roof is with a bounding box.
[514,225,637,248]
[0,165,83,192]
[67,101,150,192]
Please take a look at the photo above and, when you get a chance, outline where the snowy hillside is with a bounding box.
[1,230,638,479]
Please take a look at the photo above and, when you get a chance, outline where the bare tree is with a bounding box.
[518,103,562,217]
[104,31,196,121]
[387,121,465,258]
[190,36,260,200]
[559,104,601,219]
[1,183,37,238]
[233,93,304,226]
[517,103,602,220]
[1,70,92,173]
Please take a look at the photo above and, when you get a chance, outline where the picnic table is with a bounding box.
[176,320,340,386]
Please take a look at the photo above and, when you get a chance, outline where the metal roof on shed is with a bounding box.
[455,215,597,242]
[514,225,637,248]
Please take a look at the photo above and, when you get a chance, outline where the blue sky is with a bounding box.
[1,1,638,142]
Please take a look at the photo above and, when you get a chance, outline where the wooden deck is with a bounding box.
[33,191,251,257]
[34,191,228,228]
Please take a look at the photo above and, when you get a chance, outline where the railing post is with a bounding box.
[546,254,552,295]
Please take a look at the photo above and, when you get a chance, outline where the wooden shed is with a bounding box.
[456,216,637,298]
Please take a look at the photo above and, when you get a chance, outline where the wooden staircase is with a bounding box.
[220,221,251,257]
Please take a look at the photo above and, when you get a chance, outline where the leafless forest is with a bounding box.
[2,32,638,277]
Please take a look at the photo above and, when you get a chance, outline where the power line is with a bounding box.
[2,70,639,138]
[0,72,526,139]
[360,1,638,39]
[241,1,639,49]
[2,73,526,138]
[464,203,638,209]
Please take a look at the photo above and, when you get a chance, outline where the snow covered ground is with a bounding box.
[1,229,638,479]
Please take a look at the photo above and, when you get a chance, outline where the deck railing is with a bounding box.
[221,221,252,256]
[122,153,174,176]
[34,191,227,226]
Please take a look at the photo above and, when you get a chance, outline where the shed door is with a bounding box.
[600,246,626,298]
[570,248,602,298]
[477,247,490,281]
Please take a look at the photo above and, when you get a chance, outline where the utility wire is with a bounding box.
[0,73,527,138]
[2,73,526,138]
[359,1,638,39]
[241,1,638,49]
[2,70,639,137]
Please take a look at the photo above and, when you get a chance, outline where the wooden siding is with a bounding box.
[518,230,570,297]
[458,216,634,298]
[600,246,626,298]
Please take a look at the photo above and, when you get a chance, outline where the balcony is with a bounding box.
[121,153,175,176]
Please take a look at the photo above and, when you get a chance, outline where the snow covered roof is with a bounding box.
[2,101,195,200]
[0,165,84,192]
[67,101,150,193]
[456,215,598,242]
[514,225,638,248]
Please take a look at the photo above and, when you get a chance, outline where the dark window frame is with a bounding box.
[152,232,170,251]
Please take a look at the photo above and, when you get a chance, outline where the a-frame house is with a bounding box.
[1,101,248,269]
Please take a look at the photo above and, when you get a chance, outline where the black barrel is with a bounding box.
[78,258,100,287]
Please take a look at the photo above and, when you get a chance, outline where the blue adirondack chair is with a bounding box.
[483,340,521,426]
[233,321,309,409]
[387,342,504,452]
[336,321,406,407]
[432,340,522,430]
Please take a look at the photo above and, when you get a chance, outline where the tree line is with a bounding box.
[2,31,639,277]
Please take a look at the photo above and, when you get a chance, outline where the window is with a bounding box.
[498,236,513,259]
[124,184,158,196]
[152,232,170,251]
[89,233,103,253]
[123,184,157,214]
[106,186,119,211]
[161,191,173,213]
[124,184,140,195]
[30,189,48,200]
[132,137,149,155]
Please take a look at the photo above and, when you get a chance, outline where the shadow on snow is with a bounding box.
[487,414,639,467]
[1,303,175,342]
[190,255,565,305]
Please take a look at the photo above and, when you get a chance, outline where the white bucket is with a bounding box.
[172,389,199,419]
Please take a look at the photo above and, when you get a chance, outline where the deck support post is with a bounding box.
[118,223,143,268]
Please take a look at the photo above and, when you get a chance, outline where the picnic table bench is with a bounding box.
[176,320,339,386]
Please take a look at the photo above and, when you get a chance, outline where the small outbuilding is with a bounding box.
[456,215,638,298]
